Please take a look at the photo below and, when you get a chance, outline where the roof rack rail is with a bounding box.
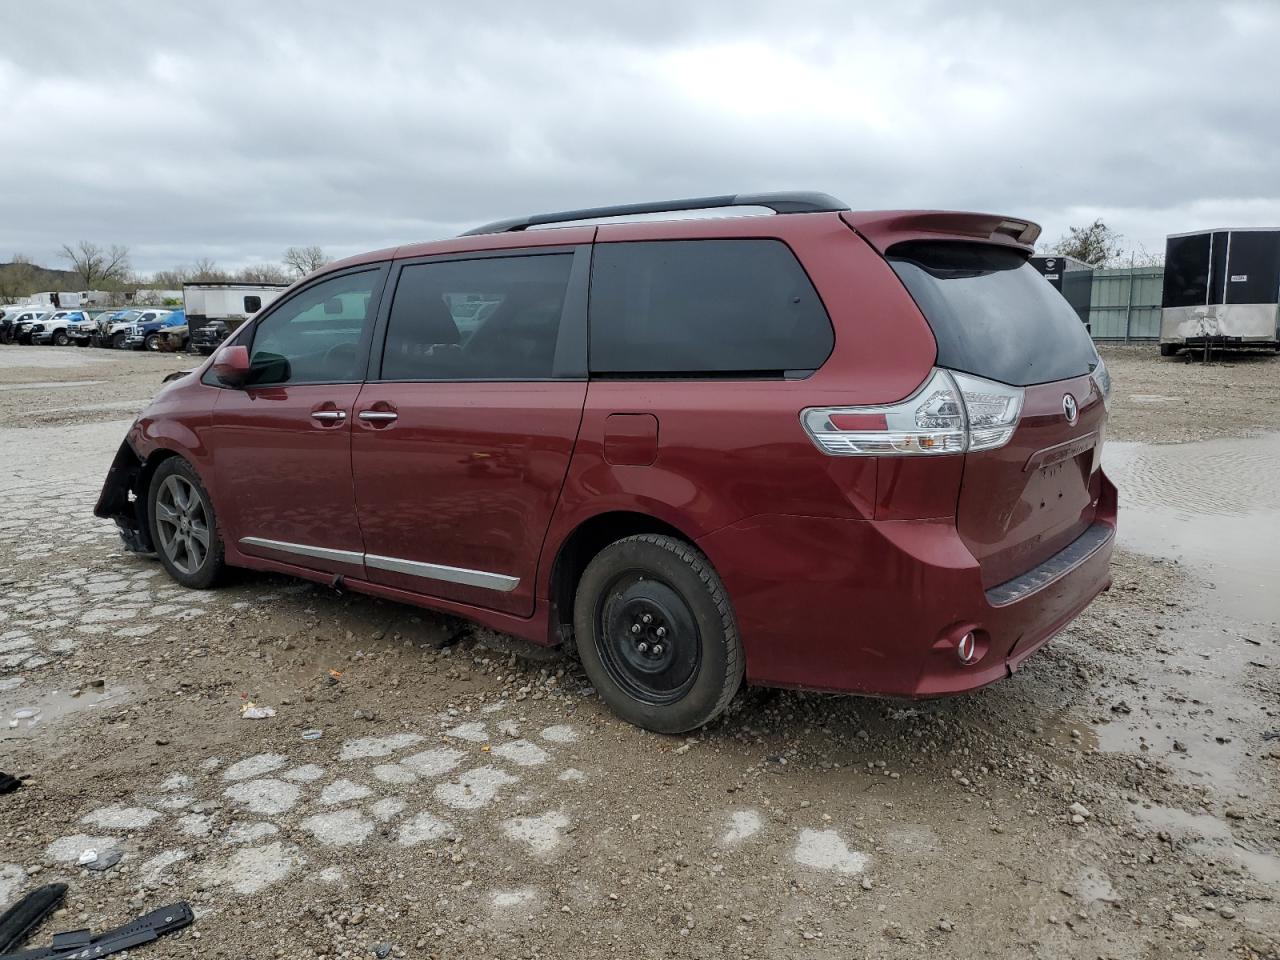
[459,191,849,236]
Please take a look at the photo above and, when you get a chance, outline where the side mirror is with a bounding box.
[212,344,250,387]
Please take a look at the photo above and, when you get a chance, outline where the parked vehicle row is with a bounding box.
[0,305,206,352]
[2,305,229,354]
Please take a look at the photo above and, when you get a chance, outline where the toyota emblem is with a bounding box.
[1063,394,1078,424]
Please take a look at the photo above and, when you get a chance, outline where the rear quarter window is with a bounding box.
[889,242,1097,387]
[588,239,833,376]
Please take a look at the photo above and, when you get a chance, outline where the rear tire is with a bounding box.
[573,534,743,734]
[148,458,225,590]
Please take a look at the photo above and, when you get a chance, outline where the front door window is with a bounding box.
[249,271,380,386]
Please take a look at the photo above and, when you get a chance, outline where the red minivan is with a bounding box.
[96,193,1116,733]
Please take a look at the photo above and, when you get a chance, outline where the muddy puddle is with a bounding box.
[1129,801,1280,886]
[1098,432,1280,830]
[0,684,128,740]
[1105,432,1280,620]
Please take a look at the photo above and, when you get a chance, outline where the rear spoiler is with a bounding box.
[841,210,1041,255]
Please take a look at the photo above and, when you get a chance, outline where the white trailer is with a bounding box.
[28,290,108,308]
[1160,228,1280,355]
[182,282,291,333]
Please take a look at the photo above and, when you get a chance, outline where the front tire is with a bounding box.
[573,534,743,734]
[145,333,160,351]
[52,330,69,346]
[111,331,127,349]
[148,458,225,589]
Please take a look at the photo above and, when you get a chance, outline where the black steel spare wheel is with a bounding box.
[599,575,701,705]
[573,534,743,734]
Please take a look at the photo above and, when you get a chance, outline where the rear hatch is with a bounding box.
[887,241,1107,589]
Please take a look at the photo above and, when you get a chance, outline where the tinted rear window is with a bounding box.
[889,242,1097,387]
[589,239,833,375]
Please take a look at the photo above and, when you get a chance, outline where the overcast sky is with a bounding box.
[2,1,1278,275]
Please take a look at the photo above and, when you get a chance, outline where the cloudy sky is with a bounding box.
[2,1,1277,275]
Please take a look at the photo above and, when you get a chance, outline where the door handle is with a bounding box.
[311,410,347,422]
[358,410,398,423]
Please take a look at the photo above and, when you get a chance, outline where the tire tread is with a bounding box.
[575,533,743,732]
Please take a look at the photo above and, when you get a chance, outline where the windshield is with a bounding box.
[888,242,1098,387]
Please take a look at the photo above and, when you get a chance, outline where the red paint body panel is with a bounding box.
[697,470,1114,696]
[874,455,965,521]
[841,210,1041,254]
[602,413,659,466]
[956,373,1106,588]
[396,227,596,262]
[350,381,587,616]
[130,375,217,471]
[111,204,1116,706]
[221,547,554,646]
[211,383,367,578]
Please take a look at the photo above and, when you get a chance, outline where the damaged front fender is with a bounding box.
[93,439,155,554]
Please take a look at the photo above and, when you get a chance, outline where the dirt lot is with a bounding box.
[1,343,1278,959]
[1099,344,1280,444]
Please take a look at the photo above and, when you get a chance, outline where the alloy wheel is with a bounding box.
[154,474,211,575]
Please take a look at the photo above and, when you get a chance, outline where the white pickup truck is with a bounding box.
[31,310,92,346]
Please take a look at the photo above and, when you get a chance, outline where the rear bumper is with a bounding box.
[697,470,1117,697]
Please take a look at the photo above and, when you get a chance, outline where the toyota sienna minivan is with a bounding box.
[96,192,1116,733]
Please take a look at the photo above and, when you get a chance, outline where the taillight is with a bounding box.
[801,369,1024,457]
[1090,356,1112,412]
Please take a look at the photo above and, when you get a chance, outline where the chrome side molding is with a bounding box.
[365,554,519,592]
[239,536,364,566]
[238,537,519,593]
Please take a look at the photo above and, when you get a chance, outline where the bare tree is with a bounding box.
[0,254,33,301]
[1048,220,1124,268]
[283,245,330,278]
[151,265,195,287]
[59,241,131,286]
[8,254,35,291]
[191,258,228,282]
[238,263,290,284]
[1126,243,1165,268]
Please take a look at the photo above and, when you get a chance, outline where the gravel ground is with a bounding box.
[1098,344,1280,444]
[1,343,1278,959]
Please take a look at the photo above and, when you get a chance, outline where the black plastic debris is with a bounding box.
[0,900,193,960]
[0,884,66,955]
[0,773,20,796]
[82,850,123,873]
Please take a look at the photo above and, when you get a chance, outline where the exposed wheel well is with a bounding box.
[548,511,692,646]
[134,449,185,543]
